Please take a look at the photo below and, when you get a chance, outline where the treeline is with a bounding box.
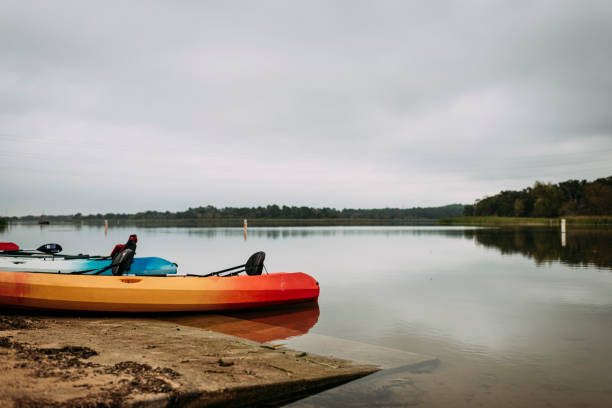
[464,176,612,217]
[12,204,464,222]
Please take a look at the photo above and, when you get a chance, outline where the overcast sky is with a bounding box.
[1,1,612,216]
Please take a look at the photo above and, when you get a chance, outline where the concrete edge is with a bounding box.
[128,370,379,408]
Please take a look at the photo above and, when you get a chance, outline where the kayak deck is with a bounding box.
[0,271,319,312]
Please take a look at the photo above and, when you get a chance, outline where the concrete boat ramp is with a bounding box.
[0,311,436,407]
[282,334,440,407]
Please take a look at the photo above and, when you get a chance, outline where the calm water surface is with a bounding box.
[2,224,612,407]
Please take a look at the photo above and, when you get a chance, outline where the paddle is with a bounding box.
[36,243,63,254]
[0,242,19,251]
[1,241,128,276]
[0,242,63,255]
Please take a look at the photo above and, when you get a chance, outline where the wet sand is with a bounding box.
[0,312,378,407]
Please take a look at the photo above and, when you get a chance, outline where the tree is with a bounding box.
[582,182,612,215]
[513,199,525,217]
[531,182,560,217]
[463,204,474,216]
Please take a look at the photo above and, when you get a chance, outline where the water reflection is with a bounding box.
[464,228,612,270]
[182,226,478,240]
[158,302,319,343]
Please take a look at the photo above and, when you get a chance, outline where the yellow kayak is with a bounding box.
[0,271,320,312]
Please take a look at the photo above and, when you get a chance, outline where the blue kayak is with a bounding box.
[0,255,177,275]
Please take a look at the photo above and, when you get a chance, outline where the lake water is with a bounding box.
[2,223,612,407]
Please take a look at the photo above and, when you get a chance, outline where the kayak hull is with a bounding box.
[0,271,319,312]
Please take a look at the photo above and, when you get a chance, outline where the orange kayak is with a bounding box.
[0,271,319,312]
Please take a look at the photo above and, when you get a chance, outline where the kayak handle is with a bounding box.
[119,278,142,284]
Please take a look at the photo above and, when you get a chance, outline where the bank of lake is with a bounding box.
[438,215,612,226]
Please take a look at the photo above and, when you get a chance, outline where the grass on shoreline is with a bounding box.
[438,216,612,226]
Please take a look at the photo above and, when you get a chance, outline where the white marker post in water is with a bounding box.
[561,218,566,247]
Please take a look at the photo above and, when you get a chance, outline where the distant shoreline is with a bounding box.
[7,204,464,224]
[9,217,438,227]
[9,216,612,228]
[439,216,612,226]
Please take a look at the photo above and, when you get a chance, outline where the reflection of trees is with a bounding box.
[464,228,612,269]
[187,227,469,240]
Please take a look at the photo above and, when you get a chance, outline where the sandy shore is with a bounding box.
[0,312,378,407]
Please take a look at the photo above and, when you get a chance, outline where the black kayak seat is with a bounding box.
[245,251,265,276]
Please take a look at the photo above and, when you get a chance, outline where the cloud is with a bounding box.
[1,0,611,215]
